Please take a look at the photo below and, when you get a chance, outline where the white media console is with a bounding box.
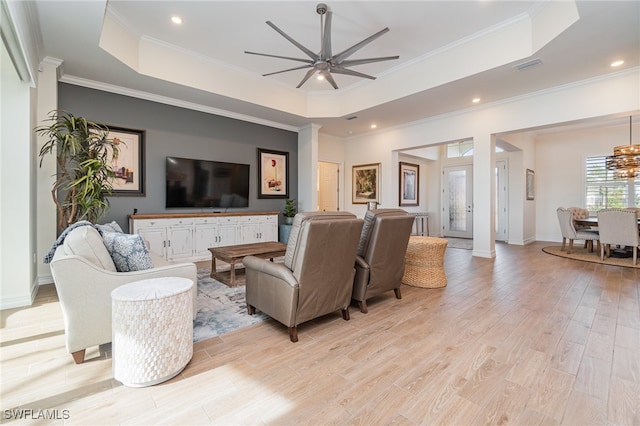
[129,212,279,263]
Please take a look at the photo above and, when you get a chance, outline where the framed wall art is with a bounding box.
[526,168,535,200]
[399,162,419,206]
[257,148,289,198]
[352,163,380,204]
[106,126,145,196]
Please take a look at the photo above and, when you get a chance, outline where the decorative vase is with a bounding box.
[285,217,294,225]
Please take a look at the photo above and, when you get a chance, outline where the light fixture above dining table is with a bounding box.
[606,115,640,179]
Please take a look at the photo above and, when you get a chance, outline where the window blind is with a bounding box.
[585,156,639,211]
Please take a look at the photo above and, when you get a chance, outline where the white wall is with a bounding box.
[341,69,640,256]
[398,152,439,235]
[36,59,60,285]
[318,133,346,213]
[499,133,536,245]
[1,39,38,309]
[535,122,640,242]
[297,124,320,213]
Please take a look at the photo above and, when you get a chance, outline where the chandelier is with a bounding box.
[606,116,640,179]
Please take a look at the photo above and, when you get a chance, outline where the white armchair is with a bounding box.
[49,225,197,364]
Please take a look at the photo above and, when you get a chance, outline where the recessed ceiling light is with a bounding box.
[472,98,481,103]
[611,60,624,67]
[370,124,377,129]
[171,16,183,25]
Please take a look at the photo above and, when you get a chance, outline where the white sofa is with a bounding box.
[49,225,197,364]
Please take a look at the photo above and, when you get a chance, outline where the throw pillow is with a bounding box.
[102,232,153,272]
[96,221,124,234]
[64,226,118,272]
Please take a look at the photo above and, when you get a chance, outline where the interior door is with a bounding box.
[495,160,508,241]
[318,161,339,211]
[443,165,473,238]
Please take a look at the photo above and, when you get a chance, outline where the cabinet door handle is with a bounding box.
[163,241,166,247]
[168,240,171,247]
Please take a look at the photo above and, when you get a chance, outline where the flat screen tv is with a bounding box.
[166,156,250,208]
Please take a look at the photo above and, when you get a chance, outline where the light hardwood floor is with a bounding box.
[1,241,639,425]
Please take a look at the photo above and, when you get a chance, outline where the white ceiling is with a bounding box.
[33,1,640,137]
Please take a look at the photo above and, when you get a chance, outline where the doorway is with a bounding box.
[318,161,339,211]
[495,160,508,241]
[442,161,508,241]
[443,165,473,238]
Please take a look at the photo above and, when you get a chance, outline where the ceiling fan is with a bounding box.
[245,3,399,89]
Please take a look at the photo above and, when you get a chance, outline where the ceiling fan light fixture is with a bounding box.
[245,3,399,89]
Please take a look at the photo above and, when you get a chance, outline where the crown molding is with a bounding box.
[58,74,301,133]
[350,67,640,141]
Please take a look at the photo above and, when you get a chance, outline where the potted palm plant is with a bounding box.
[36,110,121,232]
[283,198,297,224]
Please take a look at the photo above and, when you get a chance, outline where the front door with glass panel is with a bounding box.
[443,165,473,238]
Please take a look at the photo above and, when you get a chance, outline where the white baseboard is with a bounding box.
[38,274,54,285]
[0,277,38,310]
[472,248,496,258]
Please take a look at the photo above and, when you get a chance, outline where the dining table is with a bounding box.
[574,215,640,259]
[574,217,640,227]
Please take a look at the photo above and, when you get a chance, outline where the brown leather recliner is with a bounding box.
[244,212,364,342]
[352,208,414,313]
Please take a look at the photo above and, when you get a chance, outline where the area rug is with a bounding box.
[542,245,639,269]
[445,237,473,250]
[193,268,269,342]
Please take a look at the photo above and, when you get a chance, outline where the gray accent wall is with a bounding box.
[58,83,298,232]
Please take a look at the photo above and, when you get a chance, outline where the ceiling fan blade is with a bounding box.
[266,21,318,61]
[339,56,399,67]
[296,68,318,88]
[329,66,376,80]
[332,27,391,64]
[323,71,339,90]
[263,64,313,77]
[320,11,333,60]
[245,51,314,65]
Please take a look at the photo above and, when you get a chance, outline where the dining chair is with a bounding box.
[568,206,591,230]
[597,209,640,265]
[556,207,600,254]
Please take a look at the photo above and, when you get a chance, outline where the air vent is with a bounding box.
[345,115,358,121]
[513,58,542,71]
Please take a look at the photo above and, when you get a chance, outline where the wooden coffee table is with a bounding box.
[209,241,287,287]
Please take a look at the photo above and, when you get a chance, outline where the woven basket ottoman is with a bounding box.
[402,236,448,288]
[111,277,193,387]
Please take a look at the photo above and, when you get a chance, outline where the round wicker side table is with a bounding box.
[111,277,193,387]
[402,236,448,288]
